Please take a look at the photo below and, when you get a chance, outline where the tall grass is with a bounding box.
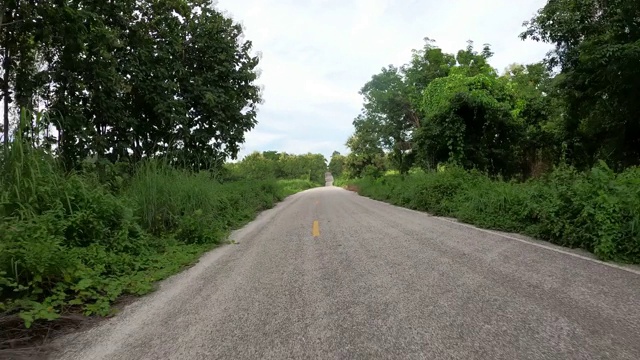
[126,161,315,244]
[1,136,316,329]
[345,163,640,263]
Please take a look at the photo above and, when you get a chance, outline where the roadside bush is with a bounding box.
[529,164,640,261]
[0,142,152,326]
[226,151,327,184]
[276,179,317,197]
[1,142,317,328]
[345,163,640,263]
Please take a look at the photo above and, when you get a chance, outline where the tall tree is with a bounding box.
[1,46,8,149]
[0,0,262,169]
[402,38,456,114]
[415,70,521,176]
[503,62,563,177]
[344,119,387,178]
[328,151,346,178]
[522,0,640,169]
[358,65,415,173]
[175,2,261,170]
[352,39,494,174]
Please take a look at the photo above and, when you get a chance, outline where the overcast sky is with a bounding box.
[216,0,553,161]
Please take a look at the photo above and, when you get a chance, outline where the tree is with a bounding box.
[231,151,328,183]
[503,62,564,177]
[402,38,457,110]
[344,127,387,178]
[357,65,416,173]
[0,0,262,170]
[521,0,640,169]
[415,71,521,176]
[173,3,261,170]
[328,151,345,177]
[350,39,496,175]
[454,40,496,77]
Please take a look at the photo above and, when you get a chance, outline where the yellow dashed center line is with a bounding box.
[312,220,320,237]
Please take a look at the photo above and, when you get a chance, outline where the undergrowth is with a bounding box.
[344,163,640,263]
[0,139,317,331]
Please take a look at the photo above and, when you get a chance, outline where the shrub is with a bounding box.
[1,143,317,328]
[345,163,640,263]
[0,143,152,326]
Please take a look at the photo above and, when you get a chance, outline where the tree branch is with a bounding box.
[0,20,25,28]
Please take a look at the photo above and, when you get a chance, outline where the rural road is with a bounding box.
[52,184,640,359]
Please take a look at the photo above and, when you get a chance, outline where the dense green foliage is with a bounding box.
[521,0,640,170]
[346,164,640,263]
[328,151,346,178]
[1,0,261,169]
[344,0,639,177]
[416,71,520,176]
[0,137,317,328]
[344,39,563,178]
[225,151,327,184]
[0,1,325,332]
[338,0,640,263]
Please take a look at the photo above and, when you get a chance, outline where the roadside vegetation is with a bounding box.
[338,165,640,263]
[336,0,640,263]
[0,0,324,349]
[0,124,323,340]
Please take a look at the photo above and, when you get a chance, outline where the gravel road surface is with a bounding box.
[51,186,640,359]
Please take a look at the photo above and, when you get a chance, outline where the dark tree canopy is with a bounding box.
[521,0,640,169]
[1,0,262,170]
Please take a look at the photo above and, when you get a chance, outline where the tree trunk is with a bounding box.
[3,48,9,149]
[0,1,4,29]
[1,2,6,148]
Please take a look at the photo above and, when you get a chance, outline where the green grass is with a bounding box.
[0,140,318,328]
[343,163,640,263]
[276,179,317,197]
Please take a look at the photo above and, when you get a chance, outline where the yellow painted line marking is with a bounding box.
[312,220,320,237]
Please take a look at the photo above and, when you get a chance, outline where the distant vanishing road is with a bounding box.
[53,183,640,359]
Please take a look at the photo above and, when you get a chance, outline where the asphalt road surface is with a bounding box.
[52,186,640,360]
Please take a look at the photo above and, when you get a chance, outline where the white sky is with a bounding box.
[217,0,553,160]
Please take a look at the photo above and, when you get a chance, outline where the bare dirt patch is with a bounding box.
[344,185,360,193]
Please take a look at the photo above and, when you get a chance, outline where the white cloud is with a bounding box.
[217,0,553,160]
[243,130,286,149]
